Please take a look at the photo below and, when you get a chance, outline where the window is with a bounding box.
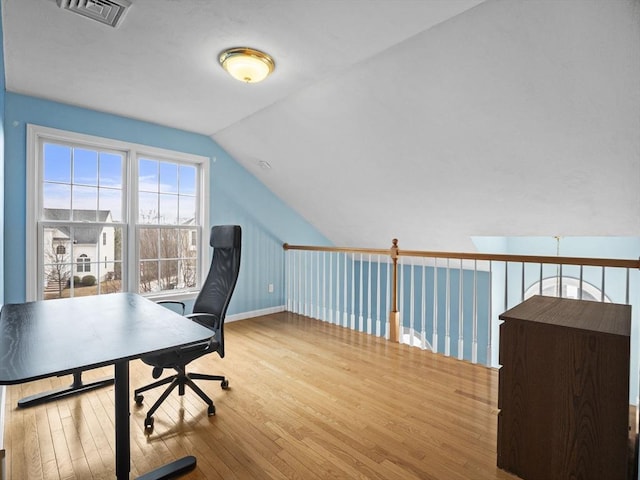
[524,276,611,303]
[77,254,91,273]
[27,125,209,301]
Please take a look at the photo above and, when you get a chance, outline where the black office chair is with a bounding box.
[134,225,241,430]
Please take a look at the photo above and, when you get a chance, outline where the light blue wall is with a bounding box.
[0,1,5,306]
[4,93,330,313]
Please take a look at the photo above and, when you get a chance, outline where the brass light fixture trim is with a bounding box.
[219,47,275,84]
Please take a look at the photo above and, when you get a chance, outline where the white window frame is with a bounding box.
[26,124,210,301]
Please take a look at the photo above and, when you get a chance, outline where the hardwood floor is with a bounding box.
[3,311,517,479]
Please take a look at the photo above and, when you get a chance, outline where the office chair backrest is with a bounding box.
[192,225,241,356]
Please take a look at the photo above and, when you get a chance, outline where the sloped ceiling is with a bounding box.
[3,0,639,250]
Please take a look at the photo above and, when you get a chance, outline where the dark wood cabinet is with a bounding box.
[497,295,633,480]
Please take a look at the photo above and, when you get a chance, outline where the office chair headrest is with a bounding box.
[210,225,242,249]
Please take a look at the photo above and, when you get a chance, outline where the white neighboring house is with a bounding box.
[43,209,116,290]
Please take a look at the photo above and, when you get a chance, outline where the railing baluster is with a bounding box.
[421,257,427,350]
[399,256,404,342]
[321,251,326,321]
[433,258,438,354]
[358,253,364,331]
[303,250,308,316]
[307,250,312,317]
[559,264,563,298]
[316,251,320,319]
[472,260,478,364]
[445,258,451,357]
[487,260,493,367]
[504,262,508,311]
[626,268,630,305]
[367,254,372,335]
[579,265,584,300]
[294,250,299,314]
[329,252,334,324]
[285,250,291,312]
[386,252,391,339]
[343,252,348,327]
[458,259,464,360]
[350,253,356,330]
[520,262,525,302]
[601,266,606,302]
[335,252,340,325]
[376,254,381,337]
[410,257,415,346]
[539,263,543,296]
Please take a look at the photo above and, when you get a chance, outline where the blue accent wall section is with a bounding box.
[3,93,331,313]
[0,0,5,307]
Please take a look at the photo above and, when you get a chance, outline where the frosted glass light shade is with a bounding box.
[219,47,275,84]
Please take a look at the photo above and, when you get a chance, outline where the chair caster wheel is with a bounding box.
[221,379,229,389]
[134,394,144,405]
[208,405,216,416]
[144,416,154,431]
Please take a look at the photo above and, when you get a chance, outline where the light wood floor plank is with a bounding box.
[4,311,517,479]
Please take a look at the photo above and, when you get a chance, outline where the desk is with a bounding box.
[0,293,214,480]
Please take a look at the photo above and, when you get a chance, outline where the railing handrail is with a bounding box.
[283,243,640,269]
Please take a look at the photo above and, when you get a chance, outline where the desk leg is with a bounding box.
[113,360,196,480]
[114,361,130,480]
[17,371,114,408]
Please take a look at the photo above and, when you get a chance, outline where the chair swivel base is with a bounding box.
[134,369,229,430]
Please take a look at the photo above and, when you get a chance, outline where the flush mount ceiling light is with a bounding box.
[219,47,275,84]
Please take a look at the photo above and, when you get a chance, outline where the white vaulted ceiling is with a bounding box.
[2,0,639,250]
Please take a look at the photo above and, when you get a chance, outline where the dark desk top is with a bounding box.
[0,293,214,384]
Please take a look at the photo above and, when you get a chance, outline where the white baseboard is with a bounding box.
[226,305,285,323]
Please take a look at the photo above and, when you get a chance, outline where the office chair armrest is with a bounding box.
[185,312,220,330]
[157,301,186,315]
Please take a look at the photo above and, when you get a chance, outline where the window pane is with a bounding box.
[99,152,122,188]
[73,149,98,186]
[159,260,179,290]
[139,228,159,260]
[44,143,71,183]
[102,267,123,294]
[139,260,159,293]
[159,194,178,225]
[72,186,98,220]
[179,259,197,288]
[43,183,71,214]
[42,225,75,300]
[179,165,196,195]
[43,263,72,300]
[160,229,179,259]
[186,229,198,258]
[178,196,196,224]
[139,159,158,193]
[159,162,178,194]
[139,192,158,223]
[99,188,122,222]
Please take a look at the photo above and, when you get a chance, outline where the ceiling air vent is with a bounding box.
[56,0,131,28]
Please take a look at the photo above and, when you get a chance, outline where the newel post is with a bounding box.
[389,238,400,342]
